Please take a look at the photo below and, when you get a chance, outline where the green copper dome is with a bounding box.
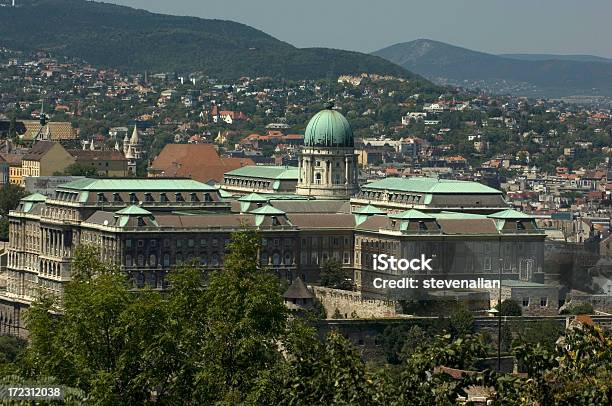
[304,102,354,148]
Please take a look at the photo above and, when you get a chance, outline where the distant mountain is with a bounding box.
[373,39,612,97]
[0,0,421,81]
[500,54,612,64]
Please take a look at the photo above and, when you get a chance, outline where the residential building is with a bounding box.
[21,141,75,184]
[69,150,129,177]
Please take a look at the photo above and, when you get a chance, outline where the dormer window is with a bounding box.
[144,193,154,202]
[129,193,138,204]
[113,193,122,203]
[190,193,199,202]
[418,221,427,231]
[203,193,212,202]
[272,216,280,226]
[137,216,146,227]
[97,193,106,203]
[516,221,525,230]
[175,193,184,202]
[160,193,168,203]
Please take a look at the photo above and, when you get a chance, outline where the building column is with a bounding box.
[345,156,349,185]
[308,156,315,184]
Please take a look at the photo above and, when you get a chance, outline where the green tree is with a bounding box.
[0,183,27,240]
[58,163,98,177]
[280,323,380,406]
[320,259,351,290]
[496,299,523,316]
[20,230,288,404]
[561,302,594,315]
[449,307,475,338]
[196,229,287,403]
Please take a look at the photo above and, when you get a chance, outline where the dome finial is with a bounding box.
[323,100,335,110]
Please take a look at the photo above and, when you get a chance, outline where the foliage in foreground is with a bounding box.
[0,230,610,405]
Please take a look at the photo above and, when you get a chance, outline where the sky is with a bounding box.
[104,0,612,58]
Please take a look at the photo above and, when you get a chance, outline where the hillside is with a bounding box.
[0,0,417,81]
[500,53,612,64]
[374,39,612,97]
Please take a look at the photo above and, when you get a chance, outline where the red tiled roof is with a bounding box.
[149,144,253,183]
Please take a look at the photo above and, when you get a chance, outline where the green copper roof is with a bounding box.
[115,205,153,216]
[218,189,234,198]
[488,209,533,219]
[353,205,386,215]
[225,165,298,180]
[433,211,487,220]
[363,177,502,194]
[250,205,286,215]
[58,178,216,191]
[304,104,354,148]
[238,192,269,202]
[22,193,47,202]
[389,209,434,220]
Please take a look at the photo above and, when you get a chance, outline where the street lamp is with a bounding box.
[487,307,501,371]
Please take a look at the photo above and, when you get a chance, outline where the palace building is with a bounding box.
[0,105,546,335]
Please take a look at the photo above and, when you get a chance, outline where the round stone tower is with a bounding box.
[296,102,359,200]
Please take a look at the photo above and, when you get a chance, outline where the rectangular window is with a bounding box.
[484,257,492,271]
[343,251,350,264]
[540,297,548,307]
[522,297,530,307]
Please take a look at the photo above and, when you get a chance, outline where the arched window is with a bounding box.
[272,252,281,266]
[149,254,157,267]
[163,254,170,267]
[211,254,220,267]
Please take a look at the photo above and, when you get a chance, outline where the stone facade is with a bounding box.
[354,214,546,300]
[311,286,397,319]
[296,146,359,200]
[488,281,560,316]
